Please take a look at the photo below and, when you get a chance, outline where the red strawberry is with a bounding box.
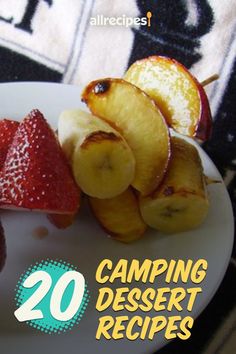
[0,109,80,213]
[0,119,19,169]
[0,221,6,272]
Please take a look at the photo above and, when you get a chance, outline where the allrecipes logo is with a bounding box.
[90,11,152,28]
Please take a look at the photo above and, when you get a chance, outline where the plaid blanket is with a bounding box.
[0,1,235,353]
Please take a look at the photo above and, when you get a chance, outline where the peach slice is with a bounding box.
[82,79,171,196]
[124,56,212,141]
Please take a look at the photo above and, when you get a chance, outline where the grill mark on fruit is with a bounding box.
[93,80,111,94]
[82,80,111,100]
[102,118,123,135]
[176,188,205,198]
[81,131,121,149]
[163,186,174,196]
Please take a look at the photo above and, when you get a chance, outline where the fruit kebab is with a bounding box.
[0,55,217,242]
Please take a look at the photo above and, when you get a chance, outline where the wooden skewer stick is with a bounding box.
[201,74,219,87]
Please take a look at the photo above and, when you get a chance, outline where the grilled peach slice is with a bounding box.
[82,79,170,196]
[125,56,212,141]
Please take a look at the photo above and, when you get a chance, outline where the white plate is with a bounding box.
[0,82,234,354]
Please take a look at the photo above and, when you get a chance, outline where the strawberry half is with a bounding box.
[0,109,80,213]
[0,119,19,169]
[0,221,6,272]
